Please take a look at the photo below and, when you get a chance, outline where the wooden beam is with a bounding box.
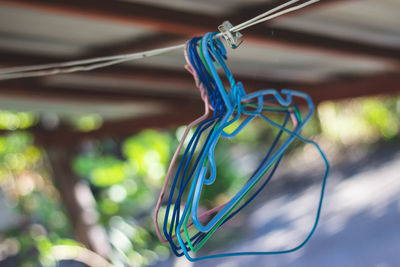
[2,72,399,145]
[3,0,216,35]
[2,51,400,113]
[0,80,204,108]
[7,73,398,108]
[231,0,351,23]
[259,27,400,64]
[299,72,400,104]
[28,108,204,146]
[0,51,60,68]
[3,0,400,64]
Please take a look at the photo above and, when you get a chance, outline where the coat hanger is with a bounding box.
[155,30,329,261]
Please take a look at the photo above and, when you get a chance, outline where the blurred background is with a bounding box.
[0,0,399,266]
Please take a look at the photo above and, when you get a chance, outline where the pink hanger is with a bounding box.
[153,42,226,242]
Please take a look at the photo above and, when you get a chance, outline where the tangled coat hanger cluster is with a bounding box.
[153,32,330,261]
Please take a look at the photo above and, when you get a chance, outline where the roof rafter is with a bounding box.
[299,72,400,104]
[1,72,399,145]
[0,80,203,106]
[2,72,399,116]
[230,0,351,23]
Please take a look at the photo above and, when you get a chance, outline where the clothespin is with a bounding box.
[218,21,243,49]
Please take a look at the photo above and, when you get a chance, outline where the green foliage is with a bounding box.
[361,98,399,139]
[123,130,171,183]
[318,96,400,146]
[70,113,103,132]
[72,130,173,266]
[0,110,36,130]
[74,155,127,187]
[0,132,73,265]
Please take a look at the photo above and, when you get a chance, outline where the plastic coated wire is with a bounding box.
[164,38,227,250]
[180,108,298,252]
[176,102,313,258]
[163,111,295,254]
[156,38,296,253]
[162,35,238,253]
[161,36,307,255]
[0,44,185,76]
[184,113,293,252]
[176,122,329,261]
[170,36,268,234]
[153,40,223,244]
[159,31,330,261]
[173,89,328,262]
[188,34,314,233]
[163,116,222,256]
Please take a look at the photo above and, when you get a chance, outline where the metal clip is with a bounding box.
[218,20,243,49]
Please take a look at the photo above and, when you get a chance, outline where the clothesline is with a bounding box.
[0,0,319,80]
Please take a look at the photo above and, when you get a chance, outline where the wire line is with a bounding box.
[0,0,319,81]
